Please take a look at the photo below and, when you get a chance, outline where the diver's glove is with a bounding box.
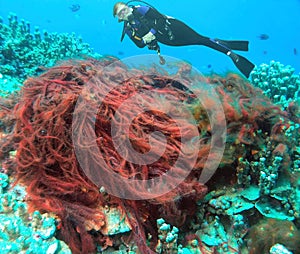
[142,30,156,44]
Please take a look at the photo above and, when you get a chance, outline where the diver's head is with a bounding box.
[113,2,133,22]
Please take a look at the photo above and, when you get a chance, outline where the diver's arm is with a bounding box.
[124,6,163,49]
[128,32,159,50]
[133,6,168,48]
[125,29,146,48]
[126,27,159,50]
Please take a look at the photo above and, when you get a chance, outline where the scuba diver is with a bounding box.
[113,1,255,78]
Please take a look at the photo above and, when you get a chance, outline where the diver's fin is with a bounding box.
[228,52,255,78]
[216,39,249,51]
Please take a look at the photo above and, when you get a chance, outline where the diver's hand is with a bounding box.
[147,41,159,51]
[142,31,156,44]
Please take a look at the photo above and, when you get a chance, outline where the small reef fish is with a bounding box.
[69,4,81,12]
[294,48,298,55]
[257,34,269,40]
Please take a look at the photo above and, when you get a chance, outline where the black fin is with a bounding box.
[216,39,249,51]
[231,53,255,78]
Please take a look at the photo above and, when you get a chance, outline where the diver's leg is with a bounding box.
[200,37,255,78]
[199,37,232,54]
[161,19,249,51]
[160,19,255,77]
[214,39,249,51]
[230,54,255,78]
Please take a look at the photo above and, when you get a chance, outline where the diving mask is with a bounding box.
[116,6,133,22]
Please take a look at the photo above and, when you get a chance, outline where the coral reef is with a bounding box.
[246,218,300,254]
[3,58,211,253]
[250,60,300,108]
[0,13,102,96]
[0,55,298,254]
[0,172,71,253]
[270,244,294,254]
[156,218,179,253]
[0,9,298,254]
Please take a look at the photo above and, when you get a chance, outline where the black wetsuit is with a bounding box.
[121,5,255,78]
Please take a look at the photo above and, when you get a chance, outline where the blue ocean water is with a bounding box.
[0,0,299,74]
